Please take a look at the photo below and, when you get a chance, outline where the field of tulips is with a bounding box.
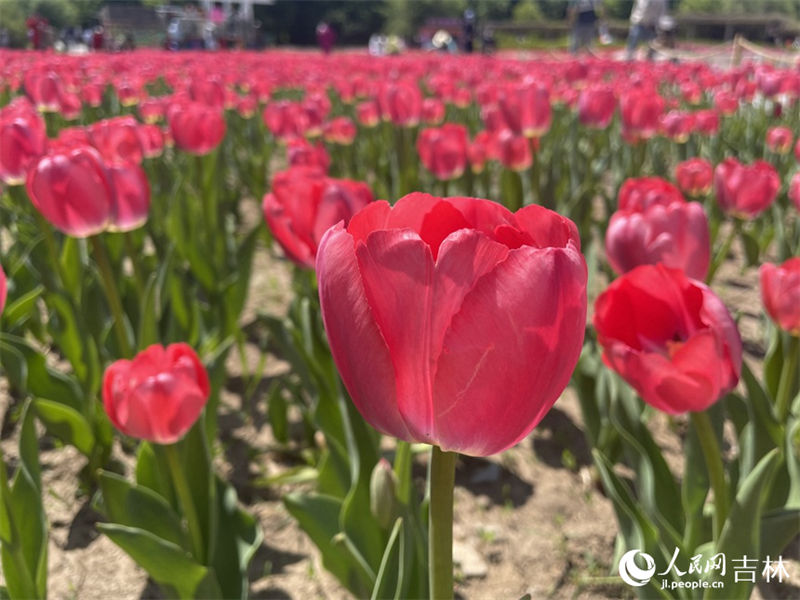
[1,46,800,600]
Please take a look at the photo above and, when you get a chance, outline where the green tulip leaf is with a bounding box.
[1,285,43,329]
[210,477,263,600]
[284,492,371,597]
[371,517,404,600]
[33,399,95,457]
[707,448,781,600]
[97,523,216,600]
[98,471,187,550]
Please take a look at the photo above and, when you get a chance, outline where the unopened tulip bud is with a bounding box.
[370,458,399,529]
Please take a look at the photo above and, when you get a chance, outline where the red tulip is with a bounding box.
[316,193,587,456]
[103,343,210,444]
[108,164,151,232]
[789,172,800,212]
[356,100,380,128]
[497,81,551,138]
[286,137,330,172]
[417,124,469,181]
[422,97,446,125]
[89,116,144,166]
[496,129,533,172]
[168,101,226,155]
[620,88,664,142]
[714,91,738,116]
[138,123,165,158]
[26,146,115,237]
[714,158,779,219]
[577,85,616,129]
[760,258,800,335]
[139,98,166,124]
[660,110,693,143]
[692,110,719,136]
[594,264,742,414]
[263,167,372,268]
[380,80,423,127]
[0,102,47,186]
[675,158,713,198]
[618,177,685,212]
[606,200,710,280]
[323,116,356,145]
[766,126,793,154]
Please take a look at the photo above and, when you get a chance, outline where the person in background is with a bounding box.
[316,22,336,55]
[626,0,667,60]
[568,0,602,54]
[26,14,48,50]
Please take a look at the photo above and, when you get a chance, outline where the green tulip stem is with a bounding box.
[776,334,800,422]
[690,410,729,541]
[706,219,739,285]
[428,445,456,600]
[89,236,133,358]
[123,233,146,301]
[164,443,205,564]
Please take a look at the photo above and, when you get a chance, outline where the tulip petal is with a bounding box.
[432,244,587,456]
[316,224,412,440]
[356,228,435,442]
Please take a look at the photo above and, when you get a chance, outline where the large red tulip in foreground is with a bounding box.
[760,258,800,335]
[316,193,588,456]
[103,343,210,444]
[594,264,742,414]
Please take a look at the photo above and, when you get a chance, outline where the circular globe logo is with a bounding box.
[618,549,656,587]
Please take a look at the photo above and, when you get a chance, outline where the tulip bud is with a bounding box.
[370,458,399,529]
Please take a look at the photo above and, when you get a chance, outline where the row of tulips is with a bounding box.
[0,47,799,600]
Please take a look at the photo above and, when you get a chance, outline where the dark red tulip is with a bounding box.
[168,101,226,155]
[577,85,616,129]
[618,177,685,212]
[316,193,587,456]
[760,258,800,335]
[594,264,742,414]
[103,344,210,444]
[714,158,780,219]
[262,167,372,268]
[606,200,710,280]
[417,124,469,181]
[675,158,713,198]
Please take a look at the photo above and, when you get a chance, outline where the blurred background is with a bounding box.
[3,0,800,53]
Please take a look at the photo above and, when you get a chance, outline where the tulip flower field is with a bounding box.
[1,47,800,600]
